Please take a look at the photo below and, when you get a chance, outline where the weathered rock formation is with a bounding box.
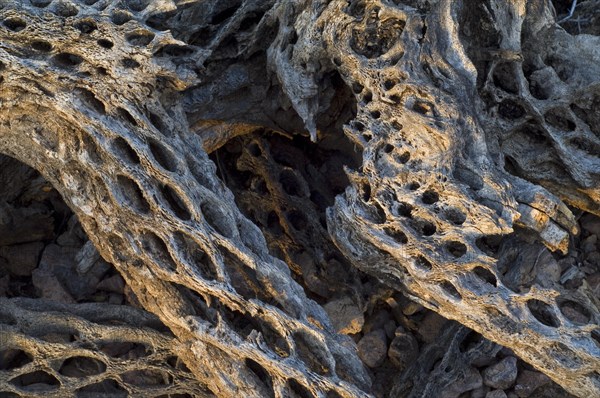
[0,0,598,397]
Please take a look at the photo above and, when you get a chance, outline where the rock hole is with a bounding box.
[363,91,372,103]
[98,342,149,359]
[31,40,52,52]
[77,87,106,114]
[97,39,114,49]
[201,201,234,237]
[287,210,308,231]
[395,201,412,218]
[370,110,381,119]
[473,266,497,287]
[52,52,83,68]
[400,153,412,167]
[421,190,439,204]
[245,358,275,398]
[370,202,387,224]
[361,182,371,201]
[363,133,372,142]
[441,281,461,300]
[80,133,103,165]
[293,331,331,376]
[248,142,261,157]
[148,139,178,172]
[111,137,140,165]
[384,227,408,244]
[148,111,169,136]
[140,231,177,272]
[9,370,60,391]
[415,255,432,271]
[267,211,283,234]
[172,232,217,280]
[76,379,126,396]
[288,379,315,398]
[3,18,26,32]
[383,80,396,90]
[116,107,138,126]
[111,11,132,25]
[558,300,591,325]
[527,299,559,328]
[121,58,140,69]
[161,184,191,220]
[154,44,194,57]
[0,349,33,370]
[475,235,502,257]
[446,241,467,258]
[544,108,576,131]
[412,219,436,236]
[126,29,155,46]
[222,250,272,302]
[383,144,394,153]
[353,121,365,132]
[389,94,402,105]
[59,356,107,377]
[498,99,525,120]
[115,175,150,213]
[279,169,303,197]
[352,82,364,94]
[445,207,466,225]
[122,369,169,386]
[408,181,421,191]
[74,19,97,34]
[492,62,519,94]
[412,100,432,115]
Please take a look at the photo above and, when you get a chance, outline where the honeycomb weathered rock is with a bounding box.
[0,0,598,397]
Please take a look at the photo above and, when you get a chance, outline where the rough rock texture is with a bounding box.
[0,297,206,397]
[0,0,598,397]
